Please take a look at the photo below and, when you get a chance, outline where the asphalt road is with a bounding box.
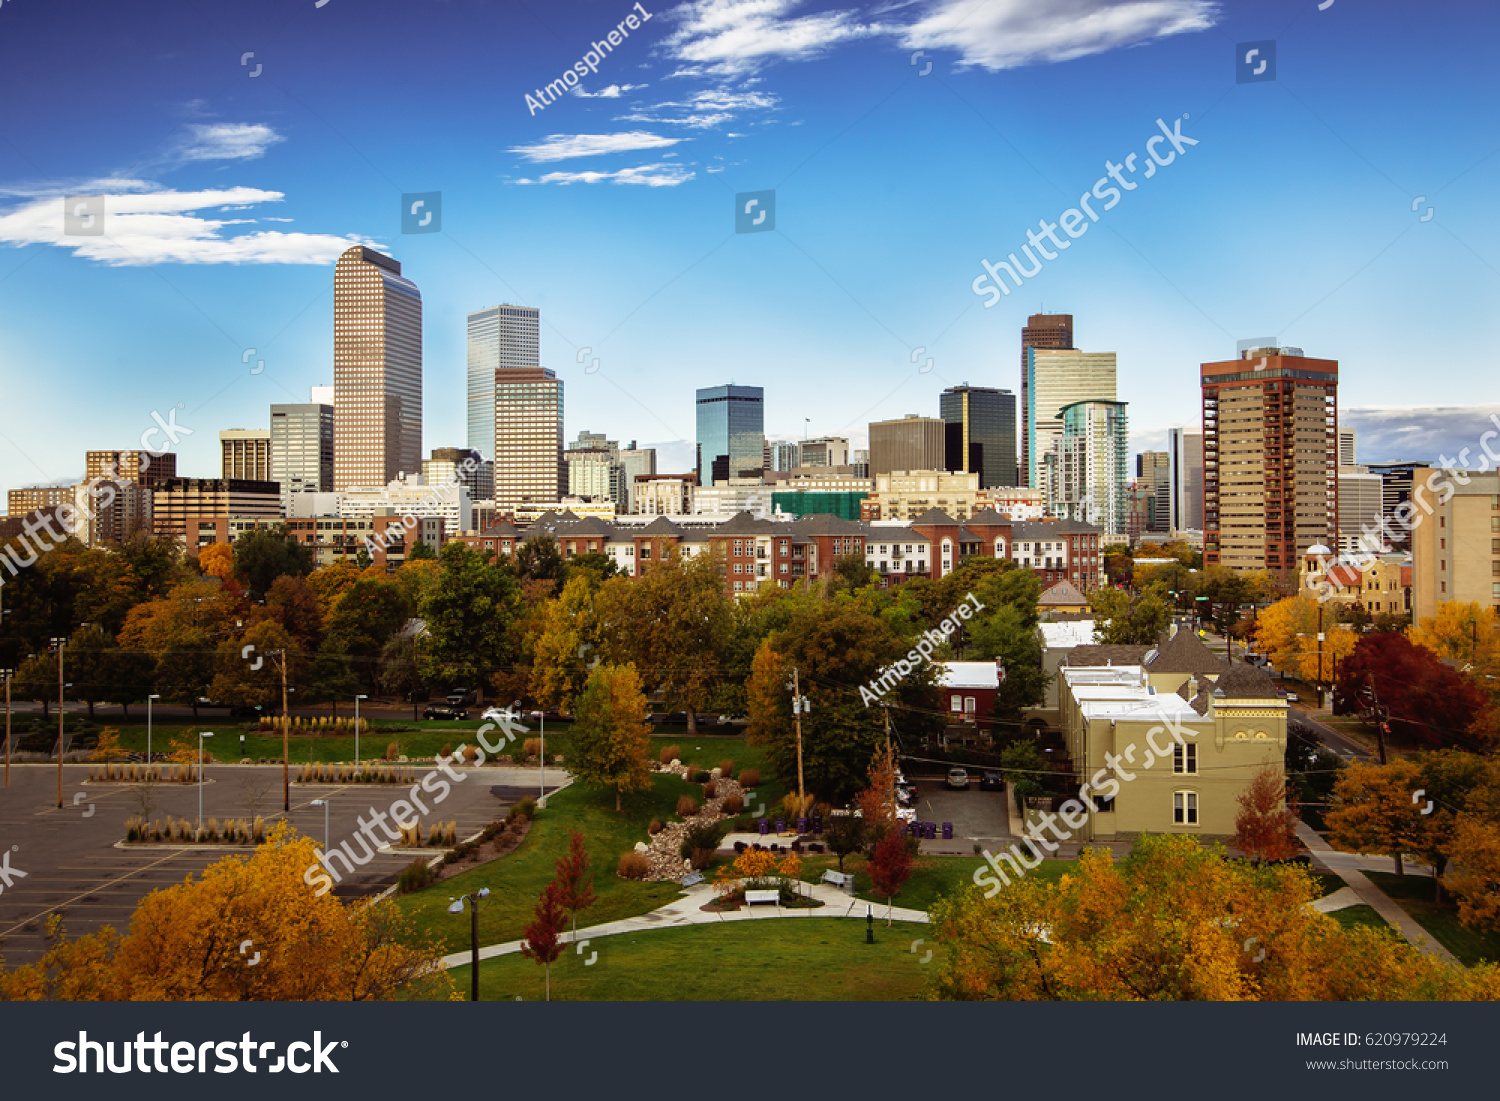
[0,763,552,966]
[1289,708,1373,762]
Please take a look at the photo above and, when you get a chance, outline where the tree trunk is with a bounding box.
[1434,857,1447,903]
[122,702,130,718]
[1394,853,1404,876]
[616,788,622,813]
[87,700,95,719]
[545,962,551,1002]
[686,710,697,735]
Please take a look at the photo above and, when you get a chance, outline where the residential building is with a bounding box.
[152,478,281,542]
[270,400,335,501]
[8,484,76,517]
[1409,466,1500,620]
[220,429,271,481]
[869,415,945,478]
[1137,451,1171,532]
[493,367,564,512]
[941,384,1017,488]
[466,303,540,459]
[1202,347,1338,578]
[337,475,472,535]
[333,246,422,489]
[1053,400,1129,538]
[1020,313,1075,486]
[72,479,151,545]
[696,384,764,486]
[425,446,494,501]
[1024,347,1117,488]
[692,482,775,518]
[184,513,442,571]
[862,470,991,522]
[988,486,1045,520]
[635,474,695,516]
[938,662,1001,733]
[85,450,176,487]
[799,436,849,468]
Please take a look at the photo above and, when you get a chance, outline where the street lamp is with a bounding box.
[354,694,368,767]
[0,666,13,788]
[197,731,214,836]
[147,694,160,768]
[310,797,331,853]
[51,636,67,808]
[532,707,547,808]
[448,887,492,1002]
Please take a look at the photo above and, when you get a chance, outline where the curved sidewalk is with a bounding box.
[440,881,929,969]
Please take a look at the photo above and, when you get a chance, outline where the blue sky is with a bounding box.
[1,0,1498,500]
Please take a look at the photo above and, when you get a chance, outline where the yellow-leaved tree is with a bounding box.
[1408,602,1500,665]
[197,542,235,580]
[1254,594,1357,684]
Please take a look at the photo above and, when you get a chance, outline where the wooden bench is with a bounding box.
[821,869,855,889]
[744,889,779,906]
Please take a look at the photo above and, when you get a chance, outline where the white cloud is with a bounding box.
[663,0,879,75]
[618,87,778,128]
[515,162,695,187]
[510,131,684,162]
[572,83,647,98]
[1343,406,1500,465]
[170,122,285,164]
[0,181,369,265]
[900,0,1218,71]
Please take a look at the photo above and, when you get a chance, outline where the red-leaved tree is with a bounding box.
[1334,633,1485,746]
[868,832,913,926]
[554,830,598,939]
[1233,765,1301,864]
[520,880,568,1001]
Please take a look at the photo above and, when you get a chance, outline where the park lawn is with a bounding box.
[393,770,701,955]
[450,918,933,1001]
[794,852,1070,912]
[1365,871,1500,966]
[1328,905,1390,933]
[90,722,507,764]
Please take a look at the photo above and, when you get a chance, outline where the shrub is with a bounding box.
[618,851,649,880]
[692,770,711,784]
[660,744,681,765]
[397,859,436,895]
[385,741,399,762]
[676,795,699,818]
[523,737,542,758]
[738,768,760,789]
[513,795,537,820]
[703,779,718,800]
[648,818,664,835]
[440,742,452,759]
[719,758,735,776]
[679,821,728,863]
[462,745,478,763]
[722,792,744,815]
[782,792,814,820]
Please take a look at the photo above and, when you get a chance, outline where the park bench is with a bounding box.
[821,870,856,890]
[744,889,779,905]
[680,871,704,887]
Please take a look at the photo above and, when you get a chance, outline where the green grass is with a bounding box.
[447,918,933,1001]
[1365,871,1500,967]
[1327,905,1390,933]
[794,852,1070,912]
[393,771,702,955]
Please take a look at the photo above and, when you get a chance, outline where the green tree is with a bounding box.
[377,630,427,719]
[515,535,564,582]
[231,526,314,597]
[1090,587,1170,645]
[405,538,436,560]
[568,663,653,812]
[309,636,363,718]
[418,542,519,696]
[324,577,412,687]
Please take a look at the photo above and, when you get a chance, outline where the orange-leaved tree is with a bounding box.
[1233,765,1301,864]
[520,879,568,1002]
[1325,759,1424,876]
[198,542,235,580]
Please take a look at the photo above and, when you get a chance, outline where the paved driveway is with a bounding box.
[905,777,1011,852]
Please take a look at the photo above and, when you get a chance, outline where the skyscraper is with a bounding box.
[696,385,764,486]
[271,401,335,500]
[1136,450,1170,531]
[1024,348,1117,488]
[1339,428,1356,468]
[1020,314,1074,484]
[467,304,541,459]
[940,384,1017,488]
[493,368,564,511]
[333,246,422,490]
[1168,427,1205,532]
[220,429,272,482]
[619,442,657,513]
[1053,400,1129,536]
[1202,347,1338,576]
[869,415,945,477]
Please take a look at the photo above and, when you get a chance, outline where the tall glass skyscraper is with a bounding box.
[695,385,764,486]
[467,304,540,459]
[940,384,1017,488]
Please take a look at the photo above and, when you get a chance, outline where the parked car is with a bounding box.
[1282,692,1300,705]
[446,687,477,706]
[945,768,971,791]
[979,770,1004,791]
[423,705,468,720]
[896,806,917,823]
[718,714,748,726]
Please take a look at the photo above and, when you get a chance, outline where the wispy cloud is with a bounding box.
[618,87,778,128]
[662,0,879,76]
[572,83,648,98]
[515,162,695,187]
[509,131,684,162]
[168,122,286,165]
[900,0,1218,71]
[0,180,368,265]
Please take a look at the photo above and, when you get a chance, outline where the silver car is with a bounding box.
[945,768,970,790]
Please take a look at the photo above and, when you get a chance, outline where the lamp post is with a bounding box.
[51,636,66,808]
[147,693,160,768]
[448,887,491,1001]
[310,797,331,853]
[197,731,214,836]
[354,694,368,767]
[1,666,12,788]
[536,708,546,808]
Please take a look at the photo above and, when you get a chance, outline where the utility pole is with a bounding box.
[789,667,807,816]
[1365,672,1388,765]
[2,667,12,788]
[53,636,66,808]
[277,649,290,811]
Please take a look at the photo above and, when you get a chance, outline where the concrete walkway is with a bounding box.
[440,880,928,970]
[1297,823,1456,963]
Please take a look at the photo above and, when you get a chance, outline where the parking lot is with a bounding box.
[905,775,1013,852]
[0,762,547,965]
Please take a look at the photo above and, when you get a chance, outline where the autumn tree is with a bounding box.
[1255,594,1358,688]
[568,663,653,812]
[0,824,448,1000]
[1408,601,1500,665]
[554,830,598,939]
[1334,632,1485,746]
[208,619,297,710]
[1326,759,1424,877]
[1446,817,1500,933]
[1233,766,1301,864]
[306,560,362,620]
[531,574,604,713]
[868,832,913,926]
[258,574,323,651]
[854,740,900,842]
[520,879,569,1001]
[197,542,235,580]
[323,576,412,686]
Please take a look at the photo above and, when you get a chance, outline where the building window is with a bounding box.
[950,695,962,713]
[964,696,976,716]
[1173,743,1197,774]
[1173,791,1199,825]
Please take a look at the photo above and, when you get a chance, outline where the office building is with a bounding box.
[1339,429,1356,468]
[152,478,281,543]
[862,470,993,522]
[333,246,422,490]
[1408,466,1500,620]
[766,440,800,473]
[1137,450,1171,532]
[425,447,494,502]
[270,400,335,500]
[1337,468,1384,556]
[619,443,657,513]
[799,437,849,468]
[1020,314,1075,484]
[940,385,1017,489]
[8,484,76,517]
[1169,427,1205,532]
[1367,462,1422,550]
[1053,400,1129,538]
[221,429,272,482]
[696,385,764,486]
[1202,347,1338,577]
[84,450,177,488]
[493,367,565,511]
[338,475,472,535]
[466,304,541,460]
[1024,347,1116,488]
[869,415,945,478]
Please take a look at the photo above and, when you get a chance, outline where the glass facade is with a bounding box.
[270,403,334,499]
[467,304,540,459]
[940,385,1016,488]
[695,385,764,486]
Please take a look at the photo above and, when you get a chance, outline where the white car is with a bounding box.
[896,806,917,823]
